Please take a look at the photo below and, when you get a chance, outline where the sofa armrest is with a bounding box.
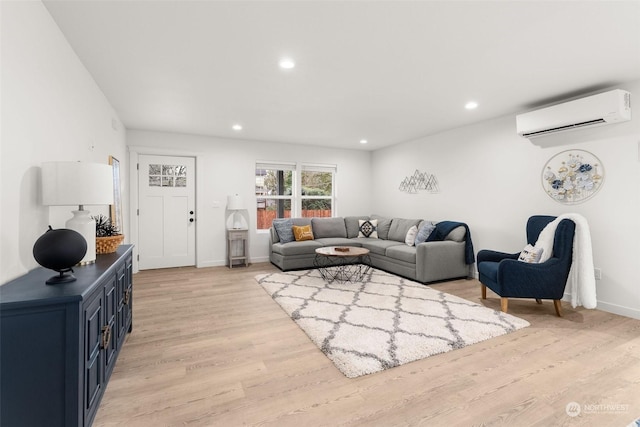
[416,241,467,282]
[477,249,519,264]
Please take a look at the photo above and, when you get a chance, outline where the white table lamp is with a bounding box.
[227,194,246,229]
[42,161,114,264]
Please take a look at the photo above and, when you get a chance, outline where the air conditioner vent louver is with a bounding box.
[521,119,607,138]
[517,89,631,139]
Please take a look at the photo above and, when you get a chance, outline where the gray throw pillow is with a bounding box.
[415,221,436,245]
[273,218,294,243]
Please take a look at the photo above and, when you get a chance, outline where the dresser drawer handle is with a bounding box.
[101,325,112,350]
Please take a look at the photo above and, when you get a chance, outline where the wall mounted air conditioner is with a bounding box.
[516,89,631,139]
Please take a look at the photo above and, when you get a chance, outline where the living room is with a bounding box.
[2,1,640,426]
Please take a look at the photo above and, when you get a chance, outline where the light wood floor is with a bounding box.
[94,263,640,427]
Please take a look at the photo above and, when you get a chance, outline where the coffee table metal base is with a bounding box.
[314,253,371,284]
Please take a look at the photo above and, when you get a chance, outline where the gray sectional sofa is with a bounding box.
[269,215,474,283]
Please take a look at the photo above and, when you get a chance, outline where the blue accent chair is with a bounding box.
[477,215,575,317]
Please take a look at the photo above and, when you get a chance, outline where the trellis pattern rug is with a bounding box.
[256,268,530,378]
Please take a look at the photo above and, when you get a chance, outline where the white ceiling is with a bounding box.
[43,0,640,151]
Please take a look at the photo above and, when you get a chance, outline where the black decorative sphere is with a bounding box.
[33,226,87,284]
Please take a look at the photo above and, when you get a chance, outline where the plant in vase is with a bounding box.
[92,214,124,254]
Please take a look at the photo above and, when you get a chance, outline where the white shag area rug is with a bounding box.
[256,268,530,378]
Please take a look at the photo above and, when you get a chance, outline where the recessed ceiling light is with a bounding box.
[232,124,242,131]
[279,58,295,69]
[360,139,368,144]
[465,101,478,110]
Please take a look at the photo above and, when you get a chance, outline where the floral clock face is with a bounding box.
[542,150,604,204]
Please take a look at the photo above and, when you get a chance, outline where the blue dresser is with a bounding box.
[1,245,134,427]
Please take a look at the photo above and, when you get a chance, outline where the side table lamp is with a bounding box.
[41,161,114,265]
[227,194,246,229]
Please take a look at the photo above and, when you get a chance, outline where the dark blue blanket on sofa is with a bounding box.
[426,221,475,265]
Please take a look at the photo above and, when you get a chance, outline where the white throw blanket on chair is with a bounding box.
[535,213,596,309]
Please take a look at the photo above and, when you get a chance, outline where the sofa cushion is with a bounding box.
[311,217,347,238]
[415,221,436,245]
[370,214,392,240]
[358,238,404,256]
[273,218,295,243]
[358,219,378,238]
[315,237,363,247]
[388,218,421,242]
[345,216,369,238]
[292,218,312,227]
[293,224,314,241]
[271,240,322,256]
[386,245,417,264]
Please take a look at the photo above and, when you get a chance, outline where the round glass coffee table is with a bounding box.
[313,246,371,284]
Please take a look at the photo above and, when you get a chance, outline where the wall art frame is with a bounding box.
[109,155,123,232]
[399,169,439,194]
[541,149,604,204]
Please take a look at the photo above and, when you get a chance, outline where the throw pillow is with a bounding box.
[358,219,378,238]
[518,244,544,263]
[272,218,295,243]
[415,221,436,245]
[405,225,418,246]
[293,224,314,241]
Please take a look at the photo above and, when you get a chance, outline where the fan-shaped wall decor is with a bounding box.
[541,149,604,204]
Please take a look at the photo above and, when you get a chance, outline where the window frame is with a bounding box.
[255,161,337,230]
[255,162,296,231]
[300,163,336,218]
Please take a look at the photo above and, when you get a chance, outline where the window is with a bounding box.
[301,164,334,218]
[256,162,295,230]
[255,162,337,230]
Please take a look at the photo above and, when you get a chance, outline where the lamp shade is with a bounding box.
[42,161,113,206]
[227,194,244,211]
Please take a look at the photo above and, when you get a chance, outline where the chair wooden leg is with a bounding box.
[553,300,563,317]
[535,298,542,304]
[500,297,508,313]
[481,284,487,300]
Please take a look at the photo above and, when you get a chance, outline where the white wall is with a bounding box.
[4,1,637,322]
[0,1,127,283]
[127,130,372,268]
[372,80,640,319]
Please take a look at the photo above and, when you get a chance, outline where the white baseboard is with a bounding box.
[562,292,640,320]
[592,300,640,320]
[197,256,271,269]
[197,260,227,268]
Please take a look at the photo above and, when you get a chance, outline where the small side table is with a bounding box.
[227,228,249,268]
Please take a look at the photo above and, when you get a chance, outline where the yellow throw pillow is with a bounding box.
[293,224,314,241]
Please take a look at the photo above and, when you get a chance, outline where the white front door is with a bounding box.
[138,155,196,270]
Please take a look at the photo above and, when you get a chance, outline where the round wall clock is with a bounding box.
[541,149,604,204]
